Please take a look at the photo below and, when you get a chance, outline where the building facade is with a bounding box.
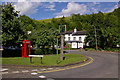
[64,28,87,48]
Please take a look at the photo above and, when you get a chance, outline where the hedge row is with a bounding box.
[2,48,60,57]
[2,49,21,57]
[31,48,60,55]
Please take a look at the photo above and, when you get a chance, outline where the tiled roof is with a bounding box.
[65,31,87,35]
[65,31,73,34]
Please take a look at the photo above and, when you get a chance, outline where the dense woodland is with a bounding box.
[2,3,120,50]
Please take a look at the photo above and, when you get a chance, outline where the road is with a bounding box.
[2,50,119,79]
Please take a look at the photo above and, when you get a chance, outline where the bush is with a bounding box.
[65,44,71,49]
[104,48,120,52]
[2,48,60,57]
[85,48,95,51]
[2,49,21,57]
[34,49,43,55]
[32,48,59,55]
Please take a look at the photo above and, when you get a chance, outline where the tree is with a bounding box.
[101,14,119,48]
[18,15,36,40]
[59,16,66,25]
[2,3,24,47]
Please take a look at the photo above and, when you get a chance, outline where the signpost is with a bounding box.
[59,25,66,60]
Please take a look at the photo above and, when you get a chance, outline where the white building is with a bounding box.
[64,27,87,48]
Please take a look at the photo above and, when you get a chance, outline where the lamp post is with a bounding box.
[56,36,59,64]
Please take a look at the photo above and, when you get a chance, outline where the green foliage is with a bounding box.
[65,44,71,49]
[85,48,95,51]
[2,3,24,46]
[33,49,43,55]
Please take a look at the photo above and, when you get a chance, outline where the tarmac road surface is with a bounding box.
[2,50,119,79]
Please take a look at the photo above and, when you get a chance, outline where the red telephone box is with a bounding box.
[22,40,31,57]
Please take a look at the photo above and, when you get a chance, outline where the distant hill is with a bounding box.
[36,12,109,23]
[37,16,72,23]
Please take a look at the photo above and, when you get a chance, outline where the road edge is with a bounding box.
[37,56,94,74]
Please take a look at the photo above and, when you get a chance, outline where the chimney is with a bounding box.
[74,27,77,33]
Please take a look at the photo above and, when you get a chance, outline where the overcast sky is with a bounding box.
[2,1,120,20]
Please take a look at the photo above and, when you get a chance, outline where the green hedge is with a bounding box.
[104,48,120,52]
[31,48,60,55]
[2,49,21,57]
[2,48,60,57]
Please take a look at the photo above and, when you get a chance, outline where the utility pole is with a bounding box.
[94,26,98,51]
[56,36,59,64]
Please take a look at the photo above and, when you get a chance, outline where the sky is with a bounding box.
[2,1,120,20]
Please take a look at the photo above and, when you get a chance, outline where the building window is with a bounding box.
[68,37,70,41]
[73,37,76,41]
[79,37,81,41]
[73,44,76,46]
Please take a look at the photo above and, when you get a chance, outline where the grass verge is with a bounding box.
[2,54,87,66]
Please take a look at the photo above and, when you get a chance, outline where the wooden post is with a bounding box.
[30,57,32,63]
[41,57,43,64]
[61,35,63,60]
[59,25,66,61]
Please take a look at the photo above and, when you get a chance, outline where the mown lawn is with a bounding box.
[2,54,87,66]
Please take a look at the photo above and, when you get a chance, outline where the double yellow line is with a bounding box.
[38,57,94,73]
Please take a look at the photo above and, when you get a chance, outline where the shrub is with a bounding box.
[85,48,95,51]
[65,44,71,49]
[34,49,43,55]
[32,48,59,55]
[2,49,21,57]
[2,48,60,57]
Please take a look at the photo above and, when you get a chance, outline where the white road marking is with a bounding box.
[0,68,8,72]
[2,72,8,74]
[47,68,53,70]
[31,69,38,71]
[12,71,19,73]
[41,69,46,71]
[39,75,46,78]
[31,72,38,75]
[22,70,29,73]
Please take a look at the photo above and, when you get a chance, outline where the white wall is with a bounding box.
[65,34,87,42]
[65,34,87,48]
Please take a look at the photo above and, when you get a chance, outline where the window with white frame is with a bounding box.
[79,37,81,41]
[68,37,70,41]
[73,37,76,41]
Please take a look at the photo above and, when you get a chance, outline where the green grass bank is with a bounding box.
[2,54,87,66]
